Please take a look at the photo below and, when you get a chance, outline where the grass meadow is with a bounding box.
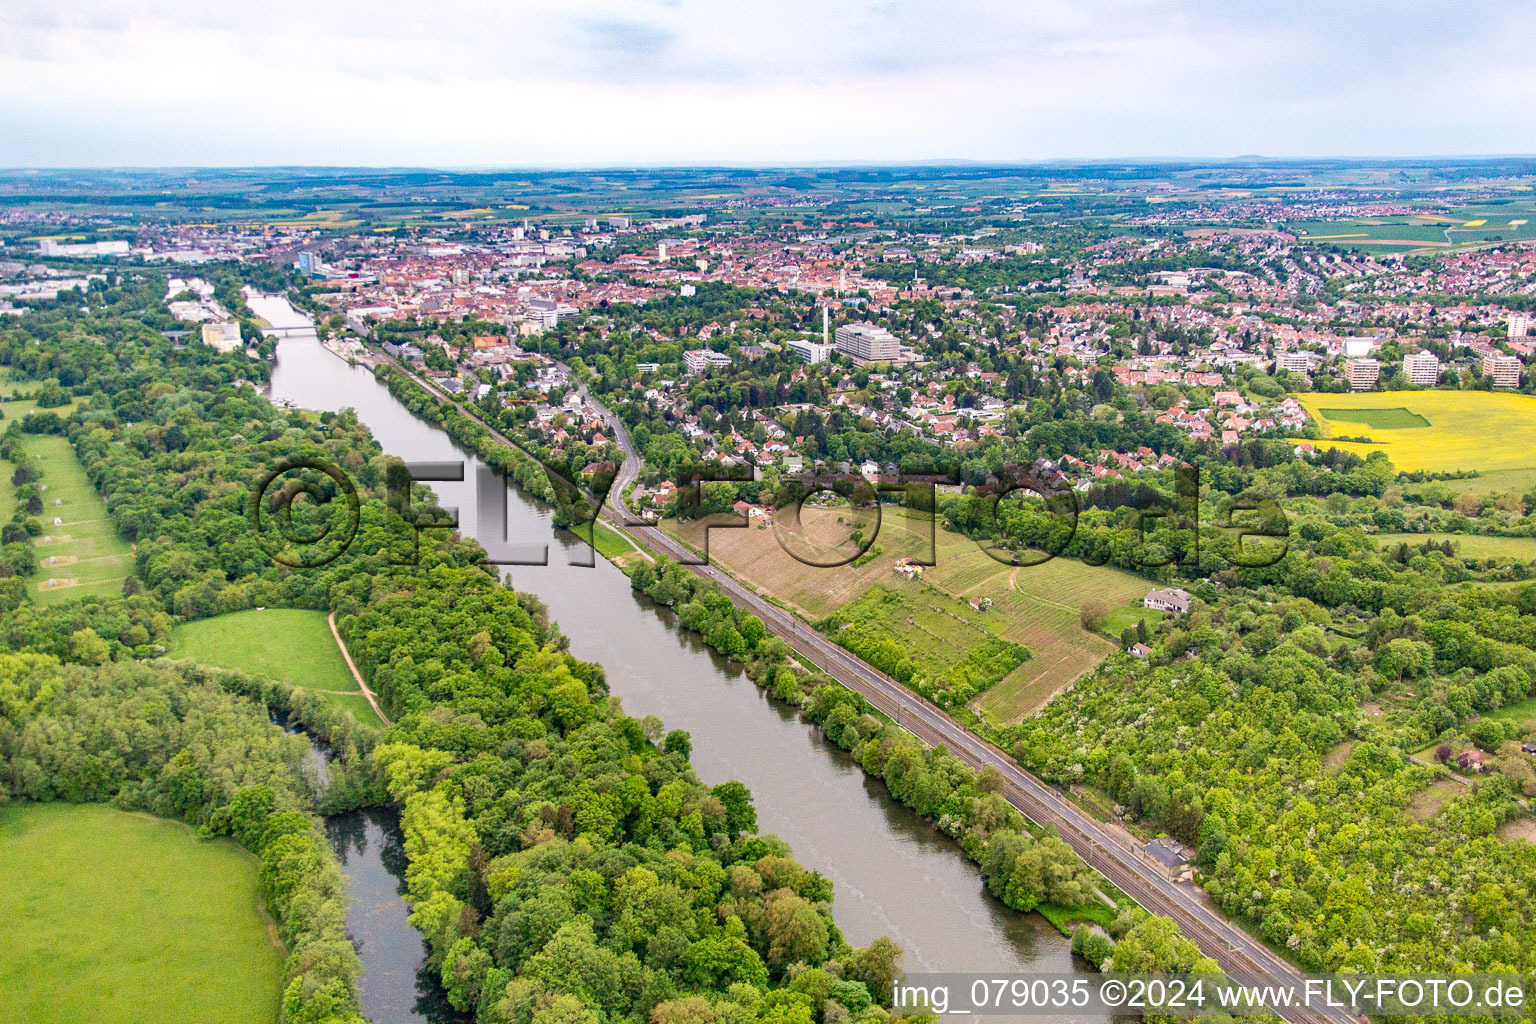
[0,802,284,1024]
[1297,391,1536,473]
[27,435,136,605]
[1376,533,1536,562]
[666,506,1150,723]
[0,366,78,528]
[168,607,379,724]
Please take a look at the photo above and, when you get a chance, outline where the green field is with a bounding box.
[929,554,1151,723]
[822,583,1031,705]
[1454,467,1536,497]
[1,366,77,526]
[1481,695,1536,728]
[1316,406,1431,430]
[1376,533,1536,562]
[0,366,78,422]
[0,802,284,1024]
[27,435,135,604]
[168,608,379,724]
[587,518,655,567]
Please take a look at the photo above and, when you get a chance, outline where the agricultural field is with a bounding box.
[821,582,1030,707]
[168,607,380,724]
[1297,391,1536,473]
[1376,533,1536,562]
[664,506,1151,723]
[928,554,1151,723]
[0,803,284,1024]
[1313,406,1430,430]
[1289,200,1536,252]
[27,435,135,604]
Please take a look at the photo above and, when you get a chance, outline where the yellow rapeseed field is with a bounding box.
[1296,391,1536,473]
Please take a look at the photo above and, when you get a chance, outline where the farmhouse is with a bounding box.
[1144,587,1191,615]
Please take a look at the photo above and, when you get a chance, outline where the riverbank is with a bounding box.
[256,289,1110,998]
[354,323,1126,936]
[334,305,1339,1024]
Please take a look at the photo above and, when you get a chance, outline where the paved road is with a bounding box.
[379,353,1353,1024]
[557,360,644,519]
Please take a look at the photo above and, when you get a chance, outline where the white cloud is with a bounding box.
[1,0,1533,164]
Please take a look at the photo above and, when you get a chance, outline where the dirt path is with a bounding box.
[327,611,391,726]
[603,521,654,562]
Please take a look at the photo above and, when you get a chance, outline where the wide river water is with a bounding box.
[251,293,1110,1023]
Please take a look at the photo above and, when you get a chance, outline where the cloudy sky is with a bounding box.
[2,0,1533,167]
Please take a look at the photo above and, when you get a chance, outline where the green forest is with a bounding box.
[0,272,910,1024]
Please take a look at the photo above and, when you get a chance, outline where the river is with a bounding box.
[250,292,1110,1023]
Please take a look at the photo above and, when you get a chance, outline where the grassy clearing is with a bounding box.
[1408,779,1465,822]
[1478,695,1536,728]
[666,507,1150,723]
[929,552,1149,723]
[27,435,135,605]
[1315,406,1430,430]
[588,518,655,568]
[1297,391,1536,473]
[0,802,284,1024]
[1497,816,1536,844]
[1376,533,1536,562]
[1457,467,1536,498]
[0,366,77,422]
[1039,900,1118,934]
[168,608,377,725]
[1323,740,1357,771]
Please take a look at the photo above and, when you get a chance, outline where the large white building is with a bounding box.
[834,322,900,364]
[1276,351,1315,375]
[39,239,130,258]
[683,349,732,374]
[1484,352,1522,389]
[1509,313,1531,339]
[1403,351,1440,386]
[786,339,833,364]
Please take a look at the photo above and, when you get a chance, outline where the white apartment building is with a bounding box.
[834,322,900,364]
[1403,350,1439,386]
[1346,358,1380,391]
[1509,312,1531,339]
[683,349,732,374]
[1484,352,1522,389]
